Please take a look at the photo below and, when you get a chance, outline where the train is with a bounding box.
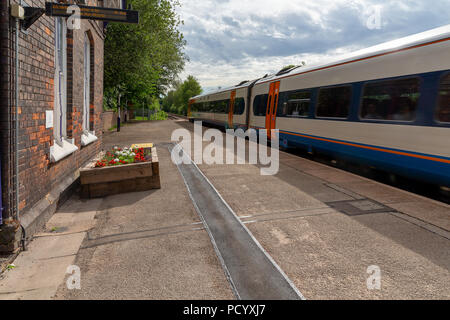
[187,25,450,187]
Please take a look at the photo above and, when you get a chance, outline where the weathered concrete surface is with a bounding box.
[0,197,102,300]
[173,149,303,300]
[176,120,450,299]
[55,121,234,300]
[2,119,449,300]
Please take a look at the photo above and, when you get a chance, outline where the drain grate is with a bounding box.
[326,199,395,216]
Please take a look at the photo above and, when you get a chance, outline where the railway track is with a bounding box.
[167,113,188,121]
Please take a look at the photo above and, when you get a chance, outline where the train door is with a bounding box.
[188,100,194,118]
[228,90,236,128]
[265,81,280,139]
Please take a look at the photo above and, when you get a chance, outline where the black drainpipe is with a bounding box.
[0,158,3,225]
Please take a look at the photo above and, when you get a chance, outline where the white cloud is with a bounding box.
[176,0,450,90]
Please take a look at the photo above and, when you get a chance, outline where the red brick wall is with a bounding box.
[0,0,112,221]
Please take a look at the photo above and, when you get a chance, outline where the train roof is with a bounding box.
[190,78,260,101]
[190,24,450,100]
[255,24,450,85]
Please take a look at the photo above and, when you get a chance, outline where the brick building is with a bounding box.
[0,0,123,252]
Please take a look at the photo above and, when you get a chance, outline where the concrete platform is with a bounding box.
[2,119,448,300]
[55,124,234,300]
[180,120,450,299]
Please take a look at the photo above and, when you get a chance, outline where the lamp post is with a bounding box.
[117,93,121,132]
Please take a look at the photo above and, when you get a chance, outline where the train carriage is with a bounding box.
[188,25,450,187]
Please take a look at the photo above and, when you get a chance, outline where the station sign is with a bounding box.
[45,2,139,24]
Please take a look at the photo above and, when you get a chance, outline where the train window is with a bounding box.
[360,77,420,121]
[436,73,450,123]
[211,101,219,113]
[223,100,230,113]
[193,102,203,112]
[210,99,229,114]
[316,85,352,118]
[214,101,222,113]
[225,100,231,113]
[234,98,245,115]
[253,94,268,116]
[279,91,310,117]
[196,102,203,112]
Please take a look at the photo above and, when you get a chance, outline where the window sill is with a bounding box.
[50,138,78,163]
[81,131,98,147]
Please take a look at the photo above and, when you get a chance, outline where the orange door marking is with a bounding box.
[229,91,236,128]
[265,83,275,139]
[266,81,280,139]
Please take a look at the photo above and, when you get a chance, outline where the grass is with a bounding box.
[134,116,149,121]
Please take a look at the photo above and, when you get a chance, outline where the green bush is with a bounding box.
[149,109,168,120]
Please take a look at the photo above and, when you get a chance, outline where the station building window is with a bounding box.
[436,73,450,123]
[360,77,420,121]
[50,17,78,163]
[253,94,268,116]
[316,85,352,118]
[54,17,67,144]
[81,32,98,147]
[278,90,310,118]
[83,33,91,133]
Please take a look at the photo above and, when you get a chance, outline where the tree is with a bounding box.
[162,75,202,115]
[103,0,186,111]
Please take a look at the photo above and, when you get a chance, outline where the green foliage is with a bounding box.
[132,97,168,121]
[103,0,186,111]
[149,109,168,120]
[162,75,202,115]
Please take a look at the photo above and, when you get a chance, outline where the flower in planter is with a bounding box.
[95,146,151,168]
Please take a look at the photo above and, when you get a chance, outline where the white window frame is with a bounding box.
[50,17,78,162]
[54,17,67,145]
[83,33,90,133]
[81,33,98,147]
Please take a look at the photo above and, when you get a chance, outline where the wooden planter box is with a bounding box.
[80,147,161,198]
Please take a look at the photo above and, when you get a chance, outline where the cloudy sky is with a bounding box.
[176,0,450,93]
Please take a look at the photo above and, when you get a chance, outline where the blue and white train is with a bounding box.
[188,25,450,187]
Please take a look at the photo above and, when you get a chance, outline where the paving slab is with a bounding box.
[275,165,356,203]
[246,212,450,299]
[338,181,421,204]
[200,164,327,217]
[56,231,233,300]
[0,232,85,299]
[389,201,450,232]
